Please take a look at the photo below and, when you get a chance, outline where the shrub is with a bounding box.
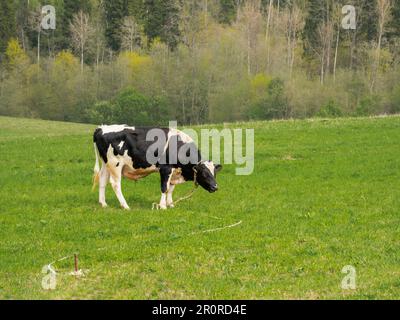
[248,78,290,120]
[86,87,170,126]
[316,100,343,118]
[85,101,117,124]
[355,96,381,116]
[389,86,400,114]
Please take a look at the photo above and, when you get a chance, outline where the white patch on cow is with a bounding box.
[104,145,130,209]
[100,125,136,135]
[168,129,194,144]
[106,145,133,181]
[161,128,195,159]
[203,161,215,176]
[159,193,167,210]
[118,140,125,150]
[159,169,176,210]
[99,163,109,208]
[167,185,175,208]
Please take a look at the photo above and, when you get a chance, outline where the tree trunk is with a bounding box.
[349,32,356,70]
[333,24,340,82]
[290,27,297,79]
[81,44,84,73]
[204,0,208,26]
[265,0,273,71]
[37,30,41,66]
[21,29,26,51]
[371,30,383,92]
[371,0,392,92]
[247,28,251,76]
[320,44,325,85]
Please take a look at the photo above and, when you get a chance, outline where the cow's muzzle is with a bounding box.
[209,185,218,193]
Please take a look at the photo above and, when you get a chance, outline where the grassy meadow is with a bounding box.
[0,115,399,300]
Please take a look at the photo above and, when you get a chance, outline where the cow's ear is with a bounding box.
[215,164,223,173]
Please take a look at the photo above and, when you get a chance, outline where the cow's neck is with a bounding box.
[180,163,196,182]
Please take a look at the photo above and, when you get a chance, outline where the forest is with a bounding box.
[0,0,400,125]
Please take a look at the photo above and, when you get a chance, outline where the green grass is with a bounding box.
[0,115,399,300]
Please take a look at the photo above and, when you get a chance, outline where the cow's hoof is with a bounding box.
[159,205,168,210]
[100,203,108,208]
[167,203,175,208]
[122,206,131,210]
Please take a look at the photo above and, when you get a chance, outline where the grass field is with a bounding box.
[0,115,399,300]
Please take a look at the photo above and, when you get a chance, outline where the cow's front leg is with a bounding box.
[159,166,173,210]
[109,166,130,210]
[167,185,175,208]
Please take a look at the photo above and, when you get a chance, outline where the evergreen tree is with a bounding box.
[0,0,16,55]
[15,0,29,49]
[126,0,145,22]
[218,0,236,25]
[162,0,181,50]
[103,0,126,51]
[389,0,400,39]
[303,0,328,57]
[144,0,181,50]
[357,0,378,42]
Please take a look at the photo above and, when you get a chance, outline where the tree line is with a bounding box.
[0,0,400,126]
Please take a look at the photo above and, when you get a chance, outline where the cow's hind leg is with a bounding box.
[99,164,109,208]
[109,167,130,210]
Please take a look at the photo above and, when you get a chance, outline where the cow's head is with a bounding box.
[194,161,223,193]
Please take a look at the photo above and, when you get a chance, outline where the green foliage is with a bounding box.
[144,0,181,50]
[86,87,170,126]
[5,38,29,69]
[248,78,290,120]
[358,0,378,42]
[115,87,154,125]
[126,0,146,21]
[355,96,381,117]
[218,0,236,24]
[390,85,400,114]
[104,0,126,51]
[317,100,343,118]
[302,0,326,57]
[0,0,16,55]
[1,0,400,125]
[389,1,400,40]
[85,101,116,124]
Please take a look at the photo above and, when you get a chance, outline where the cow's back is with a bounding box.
[93,126,169,169]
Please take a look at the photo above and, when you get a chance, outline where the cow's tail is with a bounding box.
[92,142,101,191]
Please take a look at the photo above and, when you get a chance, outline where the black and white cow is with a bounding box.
[93,125,222,210]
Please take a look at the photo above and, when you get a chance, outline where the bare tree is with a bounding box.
[70,11,93,73]
[237,0,262,75]
[29,7,43,66]
[282,4,304,78]
[332,4,342,82]
[265,0,274,71]
[370,0,393,92]
[122,16,142,52]
[317,21,334,85]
